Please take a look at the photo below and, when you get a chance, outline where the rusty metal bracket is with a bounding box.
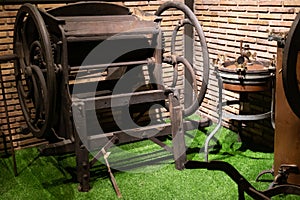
[271,164,299,187]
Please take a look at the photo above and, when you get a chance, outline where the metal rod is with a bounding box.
[71,60,150,71]
[1,0,138,5]
[204,73,223,162]
[0,62,18,176]
[0,54,17,63]
[101,148,122,198]
[270,78,276,129]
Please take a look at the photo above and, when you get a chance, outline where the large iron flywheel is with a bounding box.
[13,4,57,138]
[283,12,300,118]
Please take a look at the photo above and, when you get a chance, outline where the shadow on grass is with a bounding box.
[34,143,175,189]
[0,157,18,196]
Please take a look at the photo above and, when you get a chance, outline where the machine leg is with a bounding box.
[75,133,90,192]
[169,92,186,170]
[0,62,17,176]
[1,131,8,156]
[238,185,245,200]
[72,101,90,191]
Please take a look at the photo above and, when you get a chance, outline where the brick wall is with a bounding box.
[1,0,300,152]
[0,1,184,152]
[195,0,300,150]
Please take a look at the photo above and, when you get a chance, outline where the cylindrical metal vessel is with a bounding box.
[217,60,274,93]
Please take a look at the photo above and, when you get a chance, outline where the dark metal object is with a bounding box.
[14,4,57,139]
[268,32,286,48]
[185,160,300,200]
[270,164,299,188]
[205,45,275,161]
[1,0,137,4]
[0,54,18,176]
[7,1,210,192]
[155,1,210,116]
[256,168,274,182]
[216,42,275,92]
[282,12,300,118]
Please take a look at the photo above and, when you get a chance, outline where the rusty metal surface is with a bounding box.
[217,60,274,92]
[222,83,270,92]
[274,47,300,185]
[220,61,271,73]
[1,0,214,193]
[216,42,275,93]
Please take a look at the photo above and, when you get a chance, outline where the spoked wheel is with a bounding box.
[13,3,57,138]
[282,12,300,119]
[155,1,210,116]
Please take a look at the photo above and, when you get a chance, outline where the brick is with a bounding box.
[205,6,228,11]
[0,11,17,18]
[0,37,13,44]
[195,5,210,10]
[269,7,295,13]
[282,13,298,20]
[283,0,300,6]
[269,20,293,27]
[259,0,283,6]
[259,13,282,20]
[238,1,260,6]
[0,24,14,31]
[0,32,7,38]
[3,5,20,10]
[220,0,239,6]
[201,0,220,5]
[245,6,270,13]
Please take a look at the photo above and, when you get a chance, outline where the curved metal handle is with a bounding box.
[156,1,210,116]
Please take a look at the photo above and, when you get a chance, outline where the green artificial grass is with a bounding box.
[1,126,299,200]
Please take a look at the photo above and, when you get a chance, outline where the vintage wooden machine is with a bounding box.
[3,1,300,198]
[0,1,211,192]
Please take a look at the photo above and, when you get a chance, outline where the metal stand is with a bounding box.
[204,69,275,161]
[72,89,196,191]
[0,54,18,176]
